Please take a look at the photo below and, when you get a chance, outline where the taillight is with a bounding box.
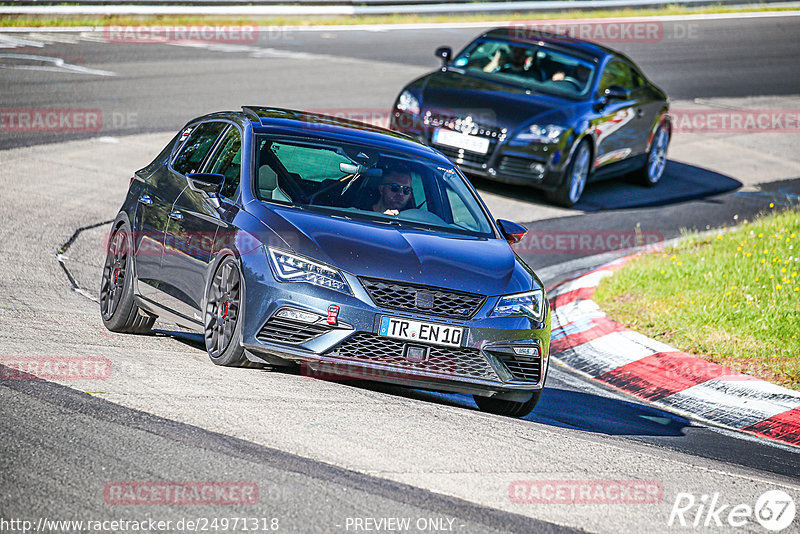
[129,176,135,186]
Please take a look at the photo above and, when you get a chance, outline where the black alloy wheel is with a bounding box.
[204,257,252,367]
[99,222,156,333]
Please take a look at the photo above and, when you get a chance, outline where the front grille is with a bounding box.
[435,145,491,168]
[256,316,333,344]
[497,354,542,382]
[360,278,486,319]
[498,155,546,181]
[327,332,498,380]
[425,112,505,169]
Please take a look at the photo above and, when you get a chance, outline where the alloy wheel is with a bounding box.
[569,143,591,204]
[205,260,241,358]
[100,229,128,321]
[647,127,669,183]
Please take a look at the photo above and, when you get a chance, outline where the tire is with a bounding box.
[100,221,156,334]
[548,139,591,207]
[636,122,670,186]
[204,256,254,367]
[473,389,543,418]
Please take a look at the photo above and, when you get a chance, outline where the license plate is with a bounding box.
[433,128,490,155]
[378,316,464,348]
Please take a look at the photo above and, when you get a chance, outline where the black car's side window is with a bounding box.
[171,122,227,176]
[205,126,242,199]
[598,60,634,94]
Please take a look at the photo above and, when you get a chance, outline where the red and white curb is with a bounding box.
[548,256,800,447]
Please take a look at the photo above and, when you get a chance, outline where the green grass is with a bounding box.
[594,205,800,390]
[0,4,798,28]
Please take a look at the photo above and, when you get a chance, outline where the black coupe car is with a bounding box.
[390,28,671,206]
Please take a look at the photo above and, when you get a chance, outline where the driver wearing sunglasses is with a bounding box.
[372,168,413,216]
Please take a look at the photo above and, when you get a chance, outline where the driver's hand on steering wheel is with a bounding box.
[552,71,565,81]
[483,50,502,73]
[383,209,400,216]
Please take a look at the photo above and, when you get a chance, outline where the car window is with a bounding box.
[442,170,484,232]
[171,121,227,176]
[451,38,596,98]
[410,173,426,210]
[255,136,495,238]
[205,126,242,199]
[598,60,635,93]
[270,142,351,182]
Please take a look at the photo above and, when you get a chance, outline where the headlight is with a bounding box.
[512,124,566,144]
[267,247,352,295]
[396,90,420,115]
[490,289,546,322]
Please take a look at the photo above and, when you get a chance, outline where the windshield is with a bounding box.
[451,39,596,98]
[254,135,496,238]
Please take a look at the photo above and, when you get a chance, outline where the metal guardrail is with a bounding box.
[0,0,794,15]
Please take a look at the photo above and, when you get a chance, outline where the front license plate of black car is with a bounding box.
[378,316,464,347]
[432,128,490,155]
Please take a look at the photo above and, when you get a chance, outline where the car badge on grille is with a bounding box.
[415,291,435,309]
[454,116,477,135]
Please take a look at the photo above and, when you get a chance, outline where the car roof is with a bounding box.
[481,27,618,60]
[238,106,451,162]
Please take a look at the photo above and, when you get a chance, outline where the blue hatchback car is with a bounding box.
[100,107,550,417]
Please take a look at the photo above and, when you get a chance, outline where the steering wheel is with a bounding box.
[307,177,351,205]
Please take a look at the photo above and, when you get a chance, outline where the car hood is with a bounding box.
[419,70,571,130]
[246,201,538,296]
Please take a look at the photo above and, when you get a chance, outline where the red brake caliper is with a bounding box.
[221,301,229,319]
[113,268,119,284]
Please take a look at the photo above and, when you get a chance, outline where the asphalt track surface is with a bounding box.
[2,14,800,149]
[1,14,800,533]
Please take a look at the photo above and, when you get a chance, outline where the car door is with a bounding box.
[591,58,642,170]
[133,128,194,301]
[142,120,228,314]
[629,64,666,151]
[161,123,242,322]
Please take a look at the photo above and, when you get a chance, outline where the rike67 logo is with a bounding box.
[668,490,796,531]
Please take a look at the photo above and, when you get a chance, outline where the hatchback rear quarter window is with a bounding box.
[171,121,227,176]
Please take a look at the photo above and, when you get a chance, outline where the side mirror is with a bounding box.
[187,172,224,194]
[497,219,527,244]
[604,85,631,101]
[435,46,452,68]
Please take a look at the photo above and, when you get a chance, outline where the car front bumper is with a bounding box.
[239,249,550,401]
[391,111,569,192]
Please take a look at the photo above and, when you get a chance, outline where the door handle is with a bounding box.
[138,195,153,205]
[636,108,644,118]
[169,210,184,221]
